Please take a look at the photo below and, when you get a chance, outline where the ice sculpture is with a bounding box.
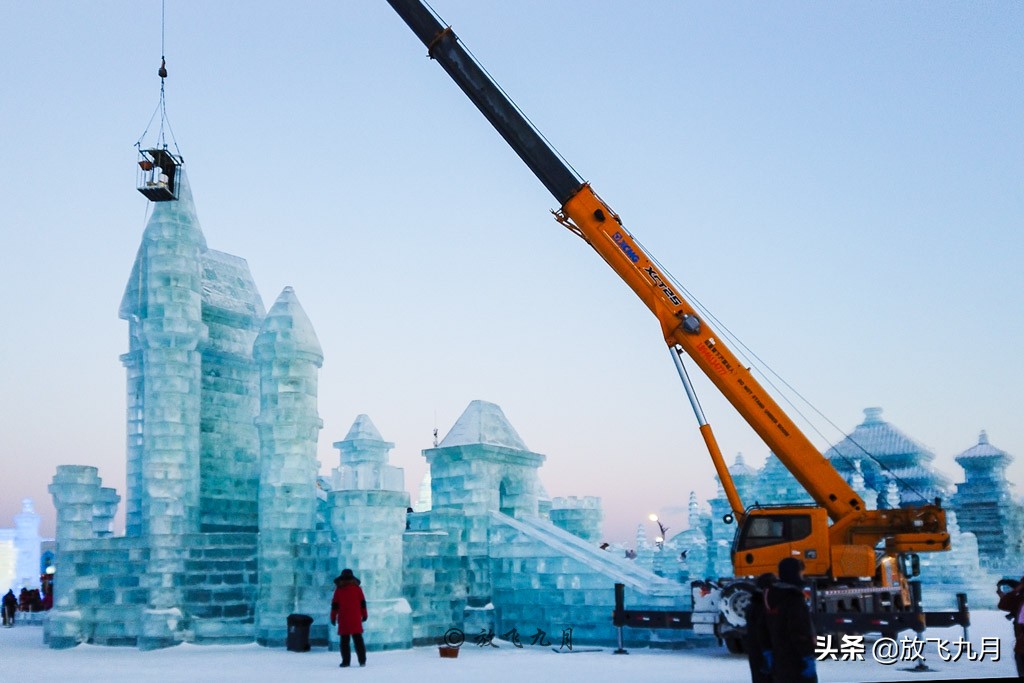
[825,408,952,509]
[952,431,1024,574]
[48,170,702,651]
[0,499,43,594]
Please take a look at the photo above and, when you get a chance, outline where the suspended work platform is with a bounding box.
[137,147,182,202]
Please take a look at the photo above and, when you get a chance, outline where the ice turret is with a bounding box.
[254,287,324,646]
[550,496,603,544]
[329,415,413,651]
[332,414,404,491]
[47,466,103,648]
[675,492,710,581]
[91,488,120,538]
[119,170,207,537]
[414,472,432,513]
[423,400,546,633]
[118,170,209,648]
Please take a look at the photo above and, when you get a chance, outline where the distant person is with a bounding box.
[997,576,1024,678]
[765,558,817,682]
[744,573,775,683]
[2,589,17,626]
[330,569,368,668]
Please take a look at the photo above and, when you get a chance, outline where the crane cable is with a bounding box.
[135,0,181,157]
[633,233,932,505]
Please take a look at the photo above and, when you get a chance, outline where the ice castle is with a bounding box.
[45,173,696,650]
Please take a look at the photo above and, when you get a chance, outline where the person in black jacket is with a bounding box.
[765,558,817,682]
[2,590,17,626]
[997,576,1024,678]
[744,573,776,683]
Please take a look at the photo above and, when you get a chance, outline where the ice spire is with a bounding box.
[120,168,207,538]
[438,400,528,450]
[687,491,700,529]
[254,286,323,647]
[885,478,901,509]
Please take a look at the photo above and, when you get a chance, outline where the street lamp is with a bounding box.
[649,513,669,549]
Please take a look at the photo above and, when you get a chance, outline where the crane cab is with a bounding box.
[732,506,832,577]
[137,148,182,201]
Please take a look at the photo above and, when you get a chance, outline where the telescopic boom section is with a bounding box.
[385,0,865,520]
[385,0,583,205]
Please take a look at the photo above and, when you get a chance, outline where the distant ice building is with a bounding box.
[46,173,697,650]
[952,431,1024,575]
[0,499,44,594]
[667,408,1013,610]
[825,408,952,509]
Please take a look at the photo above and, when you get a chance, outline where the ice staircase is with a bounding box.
[487,511,702,647]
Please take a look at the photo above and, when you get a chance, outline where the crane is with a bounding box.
[383,0,967,645]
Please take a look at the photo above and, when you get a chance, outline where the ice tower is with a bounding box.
[0,498,44,595]
[49,171,270,649]
[12,499,42,590]
[119,171,207,538]
[707,453,758,577]
[952,431,1024,573]
[329,415,413,651]
[254,287,327,646]
[550,496,603,544]
[423,400,544,632]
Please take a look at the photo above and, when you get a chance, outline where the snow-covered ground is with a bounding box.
[1,612,1017,682]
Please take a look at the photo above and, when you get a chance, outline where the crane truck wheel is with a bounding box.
[725,636,745,654]
[720,581,756,628]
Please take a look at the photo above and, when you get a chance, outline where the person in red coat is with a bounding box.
[330,568,368,667]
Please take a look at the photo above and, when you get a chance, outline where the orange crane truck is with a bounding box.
[383,0,970,649]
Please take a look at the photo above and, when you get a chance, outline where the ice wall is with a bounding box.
[198,250,264,532]
[489,513,699,647]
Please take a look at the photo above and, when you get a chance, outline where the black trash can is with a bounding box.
[286,614,314,652]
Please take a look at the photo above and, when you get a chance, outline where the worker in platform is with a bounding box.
[330,569,368,668]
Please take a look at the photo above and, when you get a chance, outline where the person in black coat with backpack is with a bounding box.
[765,557,817,682]
[744,573,776,683]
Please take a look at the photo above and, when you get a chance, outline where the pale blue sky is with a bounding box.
[1,2,1022,542]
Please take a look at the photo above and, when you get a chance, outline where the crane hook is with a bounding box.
[158,57,167,79]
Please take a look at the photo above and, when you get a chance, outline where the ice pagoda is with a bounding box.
[824,408,952,509]
[952,431,1024,575]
